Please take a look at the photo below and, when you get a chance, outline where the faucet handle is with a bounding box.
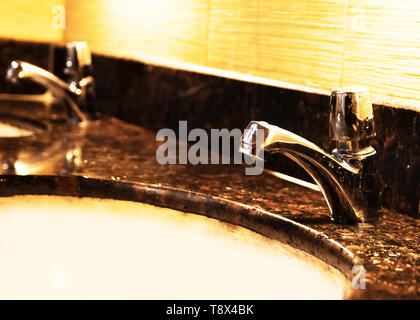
[329,87,375,156]
[63,41,96,117]
[329,87,375,141]
[64,41,92,80]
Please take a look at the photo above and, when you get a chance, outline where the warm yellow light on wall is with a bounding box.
[1,0,420,110]
[64,0,420,110]
[0,0,65,42]
[341,0,420,109]
[66,0,208,65]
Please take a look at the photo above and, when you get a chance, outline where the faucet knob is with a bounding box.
[64,41,92,80]
[63,41,96,117]
[329,87,375,144]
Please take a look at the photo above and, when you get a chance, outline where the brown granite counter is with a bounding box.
[0,116,417,299]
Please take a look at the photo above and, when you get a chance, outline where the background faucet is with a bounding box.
[240,87,381,225]
[63,41,96,118]
[5,41,96,127]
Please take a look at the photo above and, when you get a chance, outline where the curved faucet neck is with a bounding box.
[6,60,87,127]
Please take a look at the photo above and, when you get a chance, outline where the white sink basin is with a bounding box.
[0,195,349,299]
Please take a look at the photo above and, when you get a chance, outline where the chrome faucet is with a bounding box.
[240,87,381,225]
[5,41,95,127]
[63,41,96,117]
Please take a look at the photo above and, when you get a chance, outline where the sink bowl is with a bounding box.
[0,175,355,299]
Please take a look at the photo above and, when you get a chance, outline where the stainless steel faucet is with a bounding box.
[5,41,95,127]
[63,41,96,117]
[240,87,381,225]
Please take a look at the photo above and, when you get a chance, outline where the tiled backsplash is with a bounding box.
[0,40,418,217]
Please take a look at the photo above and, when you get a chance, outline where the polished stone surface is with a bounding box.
[0,40,418,299]
[0,117,417,299]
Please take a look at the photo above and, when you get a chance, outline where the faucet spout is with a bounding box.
[6,60,87,127]
[240,89,381,225]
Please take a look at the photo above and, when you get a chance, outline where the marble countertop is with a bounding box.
[0,116,418,299]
